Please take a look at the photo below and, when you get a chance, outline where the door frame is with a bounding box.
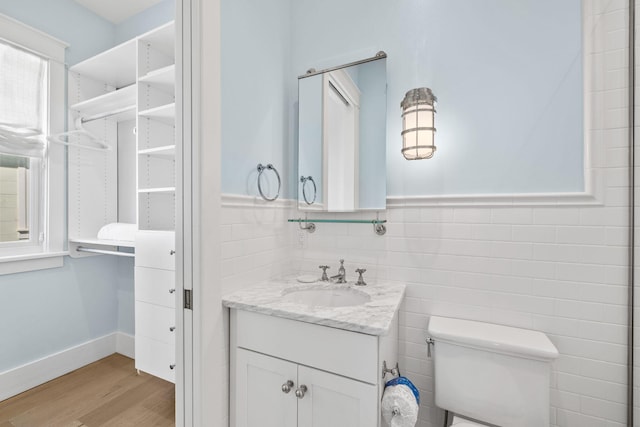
[177,0,223,425]
[175,0,191,424]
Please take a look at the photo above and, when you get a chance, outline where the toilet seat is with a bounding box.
[451,415,488,426]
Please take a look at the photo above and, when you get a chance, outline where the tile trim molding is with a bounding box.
[223,184,603,210]
[222,193,295,208]
[385,190,602,208]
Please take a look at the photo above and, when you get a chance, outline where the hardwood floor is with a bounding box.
[0,354,175,427]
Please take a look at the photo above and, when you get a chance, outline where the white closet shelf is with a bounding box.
[70,85,137,121]
[70,39,137,88]
[139,21,175,58]
[138,145,176,158]
[69,238,136,248]
[139,64,176,93]
[139,103,176,125]
[138,187,176,194]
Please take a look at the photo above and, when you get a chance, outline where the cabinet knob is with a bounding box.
[295,385,307,399]
[169,326,176,332]
[281,380,294,394]
[169,288,176,294]
[169,250,176,255]
[169,364,176,370]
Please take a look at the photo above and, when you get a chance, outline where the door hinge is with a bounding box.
[184,289,192,310]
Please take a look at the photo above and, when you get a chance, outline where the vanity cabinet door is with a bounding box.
[236,349,298,427]
[297,365,378,427]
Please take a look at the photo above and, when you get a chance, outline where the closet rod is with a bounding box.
[76,246,135,258]
[81,105,136,124]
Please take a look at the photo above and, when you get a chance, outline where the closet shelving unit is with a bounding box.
[67,21,176,252]
[137,21,176,232]
[66,22,177,383]
[67,37,138,253]
[135,21,177,384]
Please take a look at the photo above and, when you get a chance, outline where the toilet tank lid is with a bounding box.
[428,316,559,361]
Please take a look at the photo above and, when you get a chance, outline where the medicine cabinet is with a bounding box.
[297,53,387,212]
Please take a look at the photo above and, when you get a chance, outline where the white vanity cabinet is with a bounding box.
[230,309,398,427]
[135,230,176,383]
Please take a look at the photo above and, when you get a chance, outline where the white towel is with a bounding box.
[97,223,137,242]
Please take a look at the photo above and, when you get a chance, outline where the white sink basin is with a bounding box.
[282,287,371,308]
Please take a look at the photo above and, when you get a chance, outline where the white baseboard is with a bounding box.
[0,331,135,402]
[116,332,135,359]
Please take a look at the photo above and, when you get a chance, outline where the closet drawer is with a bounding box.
[135,230,175,270]
[135,336,176,384]
[135,267,176,308]
[135,301,176,345]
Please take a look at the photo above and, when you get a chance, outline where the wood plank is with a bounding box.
[0,356,130,421]
[1,355,134,424]
[0,354,174,427]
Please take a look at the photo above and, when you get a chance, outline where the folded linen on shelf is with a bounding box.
[97,222,137,242]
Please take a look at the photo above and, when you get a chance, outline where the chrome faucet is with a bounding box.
[319,265,330,281]
[331,259,347,283]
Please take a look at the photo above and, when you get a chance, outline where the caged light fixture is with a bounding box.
[400,87,437,160]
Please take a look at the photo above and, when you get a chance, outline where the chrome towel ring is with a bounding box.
[300,175,317,205]
[257,163,281,201]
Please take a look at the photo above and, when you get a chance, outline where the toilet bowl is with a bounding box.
[427,316,558,427]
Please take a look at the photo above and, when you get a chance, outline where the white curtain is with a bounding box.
[0,40,47,158]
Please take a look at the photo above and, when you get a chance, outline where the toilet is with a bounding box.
[427,316,559,427]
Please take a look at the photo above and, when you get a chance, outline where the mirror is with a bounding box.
[297,54,387,212]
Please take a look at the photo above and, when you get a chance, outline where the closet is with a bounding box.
[65,22,177,383]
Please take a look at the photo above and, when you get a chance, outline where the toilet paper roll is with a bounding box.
[381,377,419,427]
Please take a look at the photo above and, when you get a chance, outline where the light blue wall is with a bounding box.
[289,0,584,197]
[117,257,135,335]
[115,0,175,44]
[0,256,120,371]
[0,0,122,373]
[221,0,292,198]
[291,0,583,196]
[0,0,115,65]
[221,0,583,198]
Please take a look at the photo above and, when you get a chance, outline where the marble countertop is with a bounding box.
[222,278,405,336]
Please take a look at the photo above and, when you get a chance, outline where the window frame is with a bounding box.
[0,13,67,274]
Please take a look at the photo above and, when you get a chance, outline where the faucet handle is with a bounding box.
[355,268,367,286]
[319,265,330,281]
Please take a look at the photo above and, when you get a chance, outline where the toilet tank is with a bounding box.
[428,316,558,427]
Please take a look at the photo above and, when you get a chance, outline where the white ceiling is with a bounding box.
[73,0,164,24]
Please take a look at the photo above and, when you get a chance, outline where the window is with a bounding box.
[0,13,67,274]
[0,41,46,247]
[0,154,39,243]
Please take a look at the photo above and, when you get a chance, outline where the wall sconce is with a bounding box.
[401,88,437,160]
